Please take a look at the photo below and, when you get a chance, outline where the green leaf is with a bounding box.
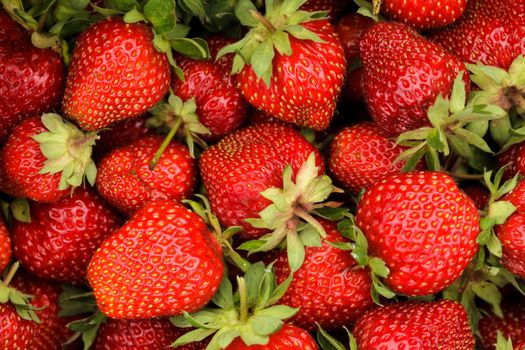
[234,0,259,26]
[267,273,293,305]
[283,24,323,43]
[298,224,322,247]
[471,281,503,317]
[104,0,140,12]
[250,38,275,87]
[450,71,467,114]
[425,147,441,171]
[171,37,210,59]
[178,0,206,19]
[272,30,292,56]
[11,198,31,223]
[250,315,282,336]
[426,128,446,152]
[427,95,450,127]
[172,328,218,347]
[143,0,177,34]
[123,8,146,23]
[317,325,347,350]
[369,257,389,278]
[212,276,235,310]
[488,201,517,224]
[254,305,298,319]
[487,232,503,258]
[454,128,494,154]
[287,231,305,273]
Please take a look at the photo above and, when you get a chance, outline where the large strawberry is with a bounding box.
[96,135,195,215]
[329,122,415,194]
[87,200,224,319]
[0,10,64,140]
[478,299,525,349]
[359,21,468,136]
[356,171,480,295]
[273,219,373,331]
[62,16,170,131]
[352,300,475,349]
[219,0,346,130]
[12,188,120,283]
[378,0,467,30]
[0,114,97,203]
[0,216,11,274]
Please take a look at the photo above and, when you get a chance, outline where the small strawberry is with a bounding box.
[356,171,480,295]
[352,300,475,349]
[220,1,346,130]
[12,188,120,283]
[0,215,11,274]
[273,219,373,331]
[478,299,525,349]
[301,0,350,19]
[87,200,224,319]
[0,10,64,140]
[96,135,195,215]
[0,114,97,203]
[377,0,467,30]
[498,143,523,180]
[328,122,415,194]
[62,17,170,131]
[359,21,468,136]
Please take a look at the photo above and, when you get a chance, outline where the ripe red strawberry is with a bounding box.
[12,272,74,350]
[356,171,480,295]
[87,200,224,319]
[224,324,318,349]
[0,114,97,203]
[207,35,235,73]
[200,122,323,240]
[478,299,525,349]
[353,300,475,349]
[462,183,490,210]
[359,21,468,136]
[221,3,346,130]
[0,10,64,140]
[172,57,248,140]
[430,0,525,70]
[498,143,523,180]
[329,122,414,194]
[94,318,206,350]
[379,0,467,30]
[274,220,373,331]
[96,135,195,215]
[0,216,11,274]
[12,188,120,283]
[301,0,349,19]
[62,17,170,131]
[503,179,525,212]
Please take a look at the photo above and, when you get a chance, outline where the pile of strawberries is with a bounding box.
[1,0,525,349]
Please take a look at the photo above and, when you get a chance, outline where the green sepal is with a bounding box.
[1,0,38,31]
[495,332,514,350]
[171,37,210,59]
[10,198,31,223]
[353,0,380,21]
[178,0,206,20]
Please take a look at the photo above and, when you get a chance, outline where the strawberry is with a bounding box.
[0,10,64,140]
[96,135,195,215]
[498,143,523,180]
[11,272,74,350]
[430,0,525,70]
[0,114,97,203]
[171,57,248,140]
[478,299,525,349]
[87,200,224,319]
[462,183,490,210]
[378,0,467,30]
[352,300,475,349]
[224,324,318,349]
[12,188,120,283]
[340,67,365,103]
[207,35,235,73]
[0,216,11,274]
[328,122,414,194]
[356,171,480,295]
[62,17,170,131]
[273,219,373,330]
[359,21,468,136]
[220,1,346,130]
[301,0,350,19]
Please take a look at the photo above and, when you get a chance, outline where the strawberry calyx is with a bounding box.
[239,152,344,272]
[32,113,98,191]
[396,72,507,171]
[496,332,516,350]
[217,0,328,86]
[10,198,31,224]
[0,262,41,323]
[353,0,382,21]
[171,262,297,349]
[317,324,357,350]
[147,92,211,166]
[467,56,525,149]
[184,195,252,273]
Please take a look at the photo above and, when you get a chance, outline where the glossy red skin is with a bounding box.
[430,0,525,70]
[356,171,480,295]
[12,188,120,283]
[359,22,469,137]
[62,17,170,131]
[96,135,195,215]
[478,300,525,349]
[87,200,224,319]
[0,116,69,202]
[224,324,318,350]
[207,35,235,73]
[0,12,64,140]
[173,57,248,140]
[353,300,475,349]
[238,20,345,130]
[503,180,525,213]
[94,114,153,161]
[381,0,467,30]
[0,303,36,349]
[301,0,349,20]
[335,13,374,62]
[274,220,372,330]
[94,318,206,350]
[12,273,74,350]
[329,122,413,194]
[200,122,323,240]
[461,183,490,210]
[0,216,10,274]
[498,143,522,180]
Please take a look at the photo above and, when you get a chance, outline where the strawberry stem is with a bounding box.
[149,117,183,170]
[3,262,20,286]
[237,276,249,324]
[224,246,251,273]
[249,10,276,32]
